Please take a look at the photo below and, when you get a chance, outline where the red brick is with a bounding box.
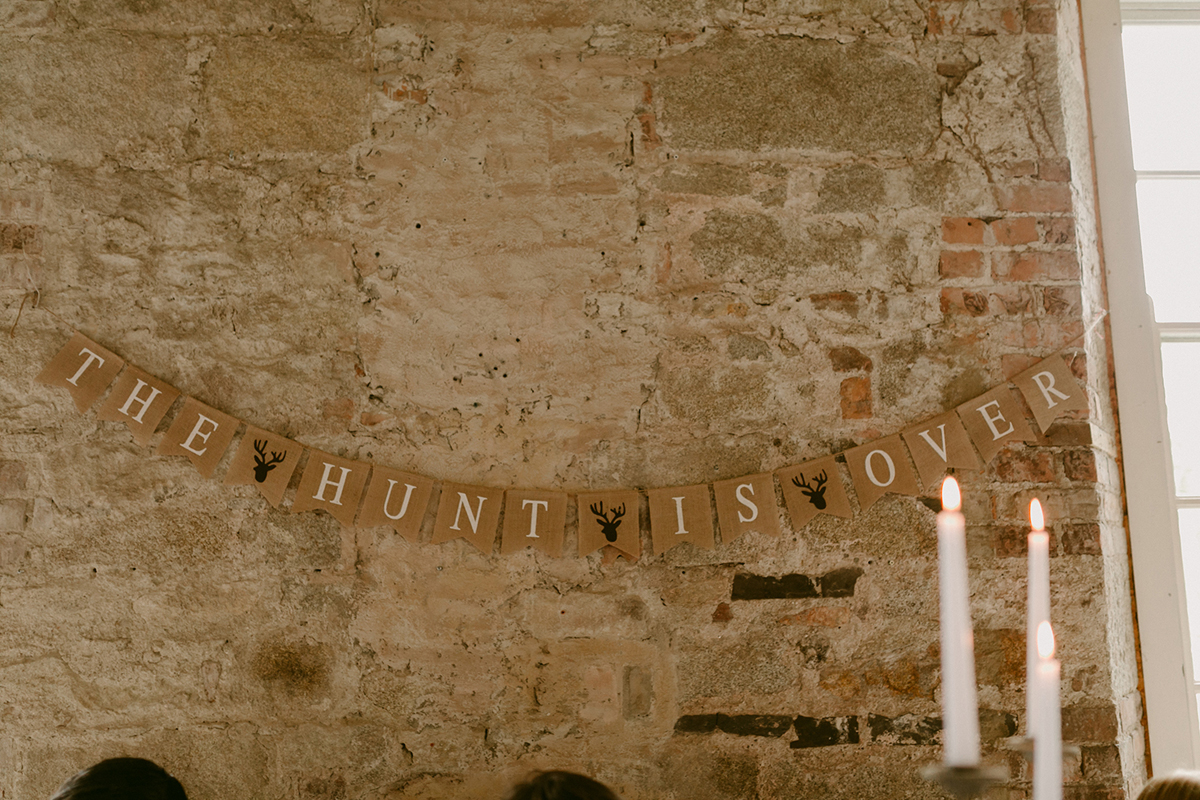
[942,217,986,244]
[999,161,1039,180]
[940,250,984,279]
[712,602,733,622]
[1063,450,1097,483]
[992,286,1033,315]
[1062,706,1118,743]
[1043,217,1076,245]
[1044,285,1083,317]
[1040,158,1071,182]
[639,112,661,148]
[986,524,1031,558]
[840,376,872,419]
[810,292,859,314]
[1001,8,1021,33]
[829,346,872,372]
[994,251,1080,282]
[322,397,356,420]
[993,448,1057,483]
[998,183,1073,213]
[941,287,990,316]
[1061,523,1102,556]
[1047,423,1093,447]
[991,217,1038,245]
[1026,7,1057,34]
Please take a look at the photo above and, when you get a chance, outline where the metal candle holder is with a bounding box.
[1011,736,1081,762]
[921,765,1008,800]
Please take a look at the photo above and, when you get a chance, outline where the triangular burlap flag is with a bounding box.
[577,490,640,560]
[957,386,1038,463]
[776,456,853,529]
[291,450,371,527]
[902,411,981,490]
[845,435,921,513]
[647,484,714,555]
[156,397,240,478]
[357,466,435,541]
[501,489,568,557]
[223,426,303,507]
[36,332,125,413]
[1012,355,1089,433]
[431,482,503,554]
[95,366,180,447]
[713,473,781,542]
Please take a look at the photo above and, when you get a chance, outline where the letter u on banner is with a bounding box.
[431,481,504,553]
[845,435,921,513]
[358,466,435,541]
[647,484,714,555]
[292,449,371,526]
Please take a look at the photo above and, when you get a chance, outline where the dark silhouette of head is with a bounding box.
[506,771,620,800]
[1138,771,1200,800]
[50,757,187,800]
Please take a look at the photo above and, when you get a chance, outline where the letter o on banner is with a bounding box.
[864,450,896,488]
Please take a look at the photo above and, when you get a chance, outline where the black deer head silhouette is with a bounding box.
[590,502,625,542]
[792,469,829,510]
[252,439,286,482]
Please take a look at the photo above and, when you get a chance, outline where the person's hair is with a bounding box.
[50,757,187,800]
[1138,771,1200,800]
[506,771,620,800]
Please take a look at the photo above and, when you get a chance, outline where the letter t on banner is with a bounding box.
[647,484,715,555]
[292,449,371,526]
[501,489,568,557]
[35,332,125,413]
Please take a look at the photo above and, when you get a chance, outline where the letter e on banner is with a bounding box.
[156,397,240,478]
[647,484,714,555]
[223,425,303,508]
[292,449,371,526]
[713,473,780,542]
[845,435,921,513]
[956,385,1038,463]
[501,490,568,557]
[577,490,641,560]
[358,466,434,541]
[1012,355,1089,433]
[431,481,504,553]
[95,366,181,447]
[776,456,853,529]
[901,410,980,489]
[36,332,125,413]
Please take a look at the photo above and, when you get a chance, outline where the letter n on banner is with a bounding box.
[358,467,435,542]
[35,332,125,413]
[577,490,640,560]
[845,435,921,513]
[901,410,980,490]
[956,385,1037,463]
[1011,355,1089,433]
[292,450,371,527]
[501,490,568,557]
[647,484,714,555]
[431,482,503,554]
[223,425,303,507]
[776,456,852,529]
[95,366,181,447]
[713,473,781,542]
[156,397,240,478]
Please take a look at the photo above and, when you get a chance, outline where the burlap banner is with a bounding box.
[34,331,1091,557]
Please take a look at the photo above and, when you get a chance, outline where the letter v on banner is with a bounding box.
[647,484,714,555]
[1011,354,1089,433]
[901,410,980,489]
[94,365,181,447]
[35,332,125,413]
[357,466,435,541]
[431,481,504,553]
[292,449,371,526]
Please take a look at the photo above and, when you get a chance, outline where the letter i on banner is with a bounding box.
[647,484,715,555]
[292,449,371,527]
[713,473,781,542]
[223,425,303,507]
[358,466,435,542]
[577,490,641,560]
[1011,354,1089,433]
[156,397,240,478]
[95,366,181,446]
[501,489,568,557]
[956,386,1038,463]
[845,435,921,513]
[35,332,125,413]
[431,482,504,554]
[902,410,981,490]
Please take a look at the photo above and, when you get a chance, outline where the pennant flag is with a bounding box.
[713,472,781,542]
[431,482,503,553]
[95,366,180,447]
[156,397,240,478]
[1012,355,1089,433]
[902,410,980,489]
[957,386,1038,463]
[35,332,125,413]
[292,449,371,527]
[845,435,921,513]
[501,489,568,557]
[223,425,303,507]
[577,490,640,560]
[776,456,853,528]
[358,466,435,541]
[647,484,715,555]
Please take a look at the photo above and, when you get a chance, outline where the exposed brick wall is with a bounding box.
[0,1,1141,799]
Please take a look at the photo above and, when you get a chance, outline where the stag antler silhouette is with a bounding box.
[252,439,287,483]
[792,469,829,510]
[590,502,625,542]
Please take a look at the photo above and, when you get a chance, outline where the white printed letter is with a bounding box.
[673,496,689,535]
[864,450,896,488]
[67,348,105,386]
[522,499,548,538]
[181,414,219,456]
[735,483,759,523]
[1032,371,1071,409]
[977,400,1015,441]
[314,463,351,506]
[118,379,162,424]
[450,493,487,533]
[917,424,950,462]
[383,480,416,521]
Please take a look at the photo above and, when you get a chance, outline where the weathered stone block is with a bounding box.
[866,713,941,745]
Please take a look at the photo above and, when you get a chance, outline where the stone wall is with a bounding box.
[0,1,1144,798]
